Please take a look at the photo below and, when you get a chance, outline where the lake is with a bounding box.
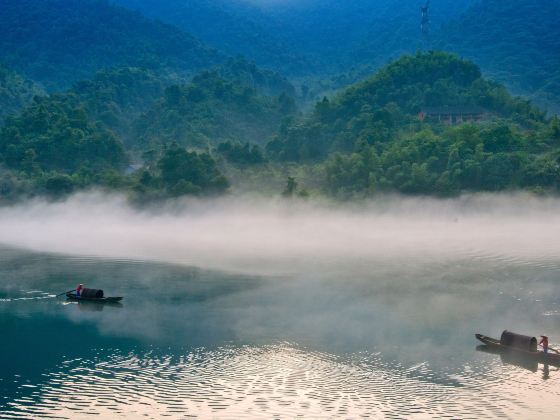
[1,243,559,419]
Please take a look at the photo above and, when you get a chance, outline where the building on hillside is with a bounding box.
[419,106,487,124]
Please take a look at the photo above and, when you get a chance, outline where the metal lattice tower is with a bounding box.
[420,0,430,48]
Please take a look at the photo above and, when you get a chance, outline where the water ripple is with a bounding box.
[2,344,560,419]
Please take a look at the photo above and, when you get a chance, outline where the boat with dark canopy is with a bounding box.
[66,288,123,303]
[476,330,560,366]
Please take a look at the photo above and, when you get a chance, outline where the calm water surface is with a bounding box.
[1,246,559,419]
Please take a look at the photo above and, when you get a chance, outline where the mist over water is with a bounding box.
[1,192,560,275]
[2,192,560,418]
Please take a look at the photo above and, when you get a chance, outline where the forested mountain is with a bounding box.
[0,95,126,175]
[111,0,310,74]
[133,71,296,149]
[215,58,296,98]
[267,53,559,197]
[0,63,295,199]
[34,60,296,146]
[0,88,229,199]
[1,1,559,201]
[1,52,559,200]
[70,67,172,139]
[437,0,560,113]
[111,0,560,111]
[268,52,544,161]
[0,64,43,122]
[1,66,180,158]
[111,0,472,75]
[0,0,221,91]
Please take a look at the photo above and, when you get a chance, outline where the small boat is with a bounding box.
[476,332,560,366]
[66,293,123,303]
[66,288,122,303]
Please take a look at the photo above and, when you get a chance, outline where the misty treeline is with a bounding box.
[1,0,560,203]
[271,53,560,197]
[1,51,560,202]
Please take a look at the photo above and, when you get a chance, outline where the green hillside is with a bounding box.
[267,52,560,197]
[1,45,559,200]
[438,0,560,113]
[0,64,43,122]
[111,0,311,74]
[215,58,296,98]
[0,95,126,174]
[109,0,560,111]
[0,0,221,91]
[133,71,296,149]
[268,52,544,161]
[0,63,295,200]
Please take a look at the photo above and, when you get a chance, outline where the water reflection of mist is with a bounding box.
[2,248,558,368]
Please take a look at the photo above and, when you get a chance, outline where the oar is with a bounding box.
[540,344,560,355]
[56,289,76,297]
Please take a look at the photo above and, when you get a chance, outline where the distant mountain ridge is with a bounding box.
[0,0,222,91]
[110,0,473,75]
[437,0,560,113]
[110,0,560,111]
[111,0,311,74]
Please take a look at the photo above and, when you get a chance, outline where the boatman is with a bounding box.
[76,283,84,297]
[539,335,549,354]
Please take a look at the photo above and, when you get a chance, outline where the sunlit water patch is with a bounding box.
[4,344,560,419]
[1,244,560,418]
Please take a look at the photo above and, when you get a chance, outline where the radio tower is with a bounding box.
[420,0,430,50]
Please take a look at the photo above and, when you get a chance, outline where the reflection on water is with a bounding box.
[4,345,560,419]
[1,247,560,418]
[477,345,540,372]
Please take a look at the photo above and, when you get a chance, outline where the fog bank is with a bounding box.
[1,192,560,275]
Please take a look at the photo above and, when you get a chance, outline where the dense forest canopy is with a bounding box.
[0,64,43,122]
[133,71,296,149]
[215,58,296,98]
[70,67,173,141]
[0,60,296,200]
[0,95,126,174]
[267,52,545,162]
[265,53,559,197]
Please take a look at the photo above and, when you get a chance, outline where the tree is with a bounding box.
[282,177,298,197]
[44,173,75,196]
[156,144,229,196]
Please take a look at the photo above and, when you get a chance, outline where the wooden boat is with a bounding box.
[476,333,560,366]
[66,292,123,303]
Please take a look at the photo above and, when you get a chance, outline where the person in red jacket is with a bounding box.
[76,284,84,297]
[539,335,549,354]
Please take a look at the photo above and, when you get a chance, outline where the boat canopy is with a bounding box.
[81,288,104,298]
[500,330,537,352]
